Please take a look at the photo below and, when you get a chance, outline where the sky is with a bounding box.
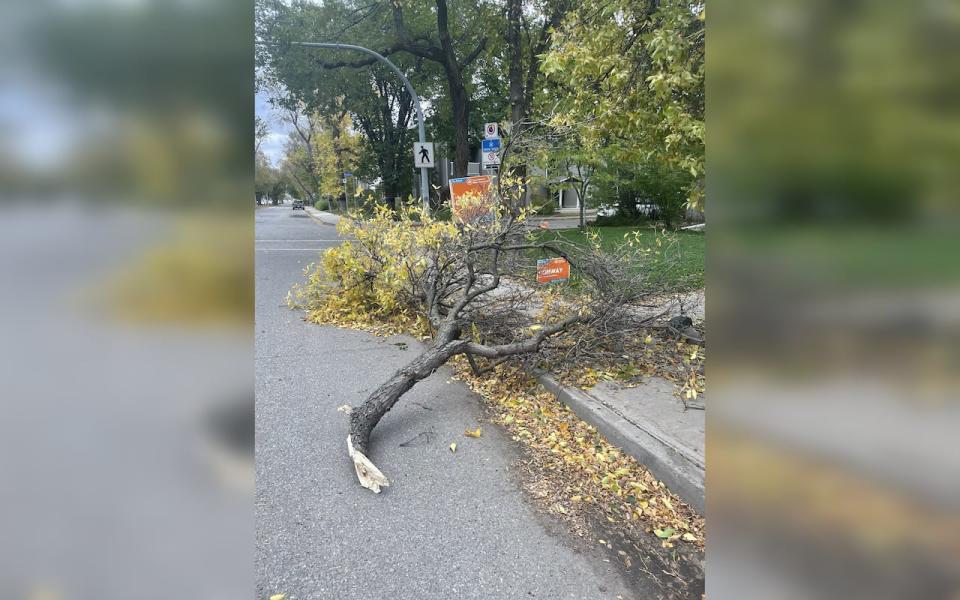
[255,89,290,167]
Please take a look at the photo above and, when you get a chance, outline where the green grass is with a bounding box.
[531,226,704,289]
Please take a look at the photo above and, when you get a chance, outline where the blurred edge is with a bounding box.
[0,1,253,599]
[709,0,960,599]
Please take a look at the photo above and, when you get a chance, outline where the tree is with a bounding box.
[257,0,430,201]
[279,106,361,205]
[504,0,571,133]
[540,0,704,210]
[293,198,681,492]
[257,0,492,178]
[277,101,324,204]
[364,0,491,177]
[255,150,278,203]
[505,114,601,229]
[351,68,418,204]
[255,115,270,153]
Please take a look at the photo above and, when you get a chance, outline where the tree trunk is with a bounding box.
[576,188,585,230]
[507,0,524,131]
[347,341,460,492]
[449,74,470,177]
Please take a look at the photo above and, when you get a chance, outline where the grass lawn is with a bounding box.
[531,225,704,289]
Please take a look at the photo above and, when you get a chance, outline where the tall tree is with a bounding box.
[258,0,433,200]
[382,0,489,176]
[504,0,570,133]
[351,68,418,203]
[259,0,491,178]
[541,0,705,210]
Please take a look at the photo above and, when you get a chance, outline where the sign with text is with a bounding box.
[449,175,494,223]
[413,142,435,168]
[481,138,501,152]
[481,138,501,167]
[536,257,570,284]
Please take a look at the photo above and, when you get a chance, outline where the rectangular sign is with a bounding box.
[484,122,499,139]
[413,142,435,168]
[537,257,570,284]
[481,137,501,167]
[481,138,501,152]
[449,175,493,223]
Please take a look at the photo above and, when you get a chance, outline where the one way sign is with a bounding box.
[413,142,435,168]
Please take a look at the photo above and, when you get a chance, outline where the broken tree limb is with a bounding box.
[346,341,462,489]
[347,435,390,493]
[315,206,684,492]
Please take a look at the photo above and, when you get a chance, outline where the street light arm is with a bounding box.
[290,43,425,139]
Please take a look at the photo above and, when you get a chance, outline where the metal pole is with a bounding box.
[286,42,430,215]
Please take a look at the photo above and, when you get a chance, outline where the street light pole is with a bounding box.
[282,42,431,215]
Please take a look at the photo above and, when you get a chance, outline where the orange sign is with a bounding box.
[537,257,570,284]
[449,176,493,223]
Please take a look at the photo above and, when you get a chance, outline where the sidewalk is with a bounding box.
[304,206,341,226]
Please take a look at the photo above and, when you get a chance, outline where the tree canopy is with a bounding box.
[256,0,706,218]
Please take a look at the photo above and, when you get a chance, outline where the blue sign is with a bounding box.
[343,172,352,177]
[481,138,501,152]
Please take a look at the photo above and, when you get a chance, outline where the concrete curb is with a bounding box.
[537,372,704,514]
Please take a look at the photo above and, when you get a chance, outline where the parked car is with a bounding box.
[292,199,304,210]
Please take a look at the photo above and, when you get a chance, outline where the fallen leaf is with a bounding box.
[449,442,457,453]
[464,426,482,438]
[682,533,698,542]
[270,595,285,600]
[530,324,543,331]
[654,527,675,539]
[336,404,352,414]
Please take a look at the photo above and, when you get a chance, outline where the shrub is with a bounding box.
[314,198,329,211]
[595,212,651,227]
[531,199,557,216]
[434,205,452,221]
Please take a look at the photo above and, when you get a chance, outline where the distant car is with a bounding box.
[292,200,304,210]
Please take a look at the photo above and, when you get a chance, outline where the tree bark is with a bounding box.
[346,341,461,491]
[507,0,524,131]
[448,74,470,177]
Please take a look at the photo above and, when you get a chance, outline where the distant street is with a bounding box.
[255,206,645,599]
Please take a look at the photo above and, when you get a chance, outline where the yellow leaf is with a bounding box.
[464,427,482,438]
[644,335,653,344]
[682,533,698,542]
[449,442,457,453]
[530,324,543,331]
[663,497,674,512]
[270,595,285,600]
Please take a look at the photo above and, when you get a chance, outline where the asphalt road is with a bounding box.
[255,206,639,599]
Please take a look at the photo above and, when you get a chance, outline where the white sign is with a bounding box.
[482,151,500,167]
[484,122,498,139]
[413,142,435,168]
